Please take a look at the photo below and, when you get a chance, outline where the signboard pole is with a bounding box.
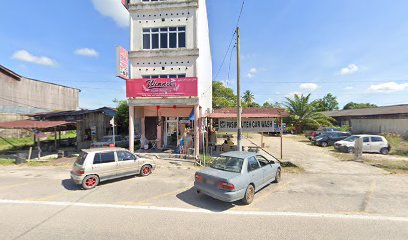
[236,27,242,151]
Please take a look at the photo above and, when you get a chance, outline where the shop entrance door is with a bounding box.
[165,117,178,147]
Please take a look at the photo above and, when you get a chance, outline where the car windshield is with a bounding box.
[343,136,360,142]
[101,136,113,142]
[210,156,244,173]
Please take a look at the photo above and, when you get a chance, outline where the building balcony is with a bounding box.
[129,48,199,59]
[129,0,198,11]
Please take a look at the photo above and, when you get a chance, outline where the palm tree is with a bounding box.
[284,93,334,133]
[242,90,255,106]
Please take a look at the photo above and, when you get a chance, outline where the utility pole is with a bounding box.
[236,27,242,151]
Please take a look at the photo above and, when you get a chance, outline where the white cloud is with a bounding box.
[299,83,318,91]
[74,48,99,57]
[340,64,359,75]
[247,67,257,78]
[91,0,129,28]
[344,86,354,90]
[368,81,408,93]
[11,50,57,66]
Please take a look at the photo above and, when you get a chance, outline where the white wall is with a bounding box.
[196,0,213,114]
[351,118,408,136]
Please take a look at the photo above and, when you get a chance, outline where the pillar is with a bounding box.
[129,106,135,152]
[141,110,146,147]
[194,104,200,159]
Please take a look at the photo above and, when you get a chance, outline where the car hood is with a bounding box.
[335,140,353,146]
[198,167,241,181]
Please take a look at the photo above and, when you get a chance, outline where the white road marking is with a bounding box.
[1,199,407,222]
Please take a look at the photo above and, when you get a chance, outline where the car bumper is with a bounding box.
[70,171,84,185]
[334,145,349,152]
[194,182,246,203]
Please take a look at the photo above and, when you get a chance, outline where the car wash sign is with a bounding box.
[218,118,275,132]
[126,77,198,97]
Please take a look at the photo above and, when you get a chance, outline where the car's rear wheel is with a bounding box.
[242,184,255,205]
[140,164,152,176]
[82,175,99,190]
[321,141,328,147]
[380,148,389,155]
[273,168,281,183]
[347,147,354,153]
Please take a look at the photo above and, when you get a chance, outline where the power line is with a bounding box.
[213,0,245,81]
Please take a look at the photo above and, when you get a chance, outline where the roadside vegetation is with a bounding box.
[383,133,408,157]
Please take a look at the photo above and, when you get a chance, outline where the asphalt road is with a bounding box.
[0,134,408,239]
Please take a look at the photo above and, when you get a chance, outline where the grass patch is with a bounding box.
[0,137,34,152]
[384,134,408,157]
[280,161,305,174]
[364,159,408,174]
[0,158,16,166]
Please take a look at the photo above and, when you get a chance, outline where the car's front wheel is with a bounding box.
[321,141,328,147]
[242,184,255,205]
[273,168,281,183]
[347,147,355,153]
[380,148,389,155]
[82,175,99,190]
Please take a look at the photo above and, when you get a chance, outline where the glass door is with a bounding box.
[165,118,178,147]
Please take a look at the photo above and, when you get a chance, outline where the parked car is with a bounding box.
[304,127,340,140]
[334,135,391,155]
[70,148,156,190]
[90,135,129,148]
[311,131,351,147]
[194,151,281,205]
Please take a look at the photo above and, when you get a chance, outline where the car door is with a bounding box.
[370,136,385,153]
[327,133,338,145]
[247,156,263,190]
[92,151,117,180]
[256,155,275,183]
[362,137,371,152]
[116,150,138,176]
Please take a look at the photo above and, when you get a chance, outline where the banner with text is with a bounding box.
[218,118,275,132]
[126,77,198,97]
[116,46,129,80]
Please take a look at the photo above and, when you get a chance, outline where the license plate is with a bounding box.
[206,179,215,185]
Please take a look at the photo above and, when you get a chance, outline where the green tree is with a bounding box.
[343,102,378,110]
[284,94,334,132]
[242,90,255,105]
[312,93,339,112]
[212,81,237,109]
[262,101,283,108]
[113,99,129,134]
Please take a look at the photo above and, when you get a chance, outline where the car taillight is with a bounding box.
[195,174,203,183]
[218,181,235,191]
[75,169,85,175]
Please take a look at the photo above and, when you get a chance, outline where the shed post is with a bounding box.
[129,106,135,152]
[280,117,283,160]
[54,127,57,151]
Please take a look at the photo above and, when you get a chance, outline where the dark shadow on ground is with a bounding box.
[61,174,139,191]
[176,187,245,212]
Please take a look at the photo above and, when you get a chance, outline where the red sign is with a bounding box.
[121,0,129,9]
[116,46,129,80]
[126,78,198,97]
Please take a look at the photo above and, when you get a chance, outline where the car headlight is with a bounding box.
[316,138,323,141]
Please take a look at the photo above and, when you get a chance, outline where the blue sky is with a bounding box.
[1,0,408,109]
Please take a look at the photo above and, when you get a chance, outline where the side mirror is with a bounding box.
[270,161,275,164]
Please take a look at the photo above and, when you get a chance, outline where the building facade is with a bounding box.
[125,0,212,156]
[323,104,408,136]
[0,65,80,137]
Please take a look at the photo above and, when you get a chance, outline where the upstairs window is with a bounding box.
[143,27,186,50]
[142,74,186,79]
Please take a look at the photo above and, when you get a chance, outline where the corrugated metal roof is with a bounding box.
[207,108,289,118]
[322,104,408,117]
[30,107,116,118]
[0,120,72,129]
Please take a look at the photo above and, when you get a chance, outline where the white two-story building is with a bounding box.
[125,0,212,157]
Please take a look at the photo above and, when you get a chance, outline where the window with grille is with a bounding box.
[143,27,186,50]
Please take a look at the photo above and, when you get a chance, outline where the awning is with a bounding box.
[0,120,72,130]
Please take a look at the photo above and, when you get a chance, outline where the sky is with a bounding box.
[1,0,408,109]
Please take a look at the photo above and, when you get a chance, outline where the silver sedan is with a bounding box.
[194,151,281,204]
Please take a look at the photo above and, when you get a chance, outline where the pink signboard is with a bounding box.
[126,78,198,97]
[121,0,129,9]
[116,46,129,80]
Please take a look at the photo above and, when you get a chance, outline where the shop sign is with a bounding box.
[116,46,129,80]
[126,77,198,97]
[218,118,275,132]
[121,0,129,9]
